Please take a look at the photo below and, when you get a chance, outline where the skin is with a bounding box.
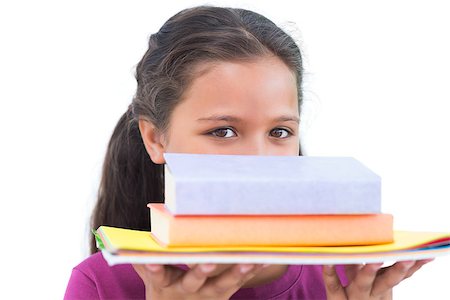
[136,56,433,299]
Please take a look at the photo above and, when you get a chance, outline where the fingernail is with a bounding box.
[200,264,216,273]
[239,264,254,274]
[369,263,384,270]
[262,264,270,268]
[145,264,162,272]
[401,260,415,268]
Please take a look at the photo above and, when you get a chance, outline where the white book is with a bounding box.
[164,153,381,215]
[102,248,449,266]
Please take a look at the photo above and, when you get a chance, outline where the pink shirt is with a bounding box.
[65,252,348,299]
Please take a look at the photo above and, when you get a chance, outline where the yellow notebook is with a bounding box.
[96,226,450,266]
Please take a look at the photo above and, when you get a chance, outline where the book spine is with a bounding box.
[153,211,393,247]
[167,178,381,215]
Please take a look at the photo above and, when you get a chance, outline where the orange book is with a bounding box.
[148,204,393,247]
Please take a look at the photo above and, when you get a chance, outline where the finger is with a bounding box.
[236,264,268,290]
[204,264,234,277]
[144,264,184,288]
[132,264,149,281]
[371,260,415,296]
[344,264,364,283]
[201,264,259,296]
[322,265,346,299]
[179,264,217,293]
[240,264,268,284]
[186,263,232,275]
[346,263,383,295]
[404,258,434,279]
[239,264,271,288]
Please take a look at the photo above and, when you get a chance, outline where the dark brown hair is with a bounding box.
[90,6,304,253]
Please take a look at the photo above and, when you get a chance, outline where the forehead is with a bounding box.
[175,56,299,117]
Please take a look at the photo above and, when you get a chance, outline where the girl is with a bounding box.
[65,6,432,299]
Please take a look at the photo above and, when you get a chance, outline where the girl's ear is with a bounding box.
[138,119,166,164]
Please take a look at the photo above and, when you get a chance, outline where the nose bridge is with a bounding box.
[243,134,268,156]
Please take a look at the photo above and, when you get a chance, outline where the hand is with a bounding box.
[133,263,268,300]
[322,259,434,299]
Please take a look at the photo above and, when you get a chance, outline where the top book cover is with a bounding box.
[163,153,381,215]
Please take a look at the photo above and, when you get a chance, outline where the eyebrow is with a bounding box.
[275,116,300,123]
[197,115,299,124]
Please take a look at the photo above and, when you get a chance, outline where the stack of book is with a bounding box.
[95,153,450,266]
[149,153,394,247]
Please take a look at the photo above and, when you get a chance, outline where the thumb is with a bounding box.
[322,265,347,300]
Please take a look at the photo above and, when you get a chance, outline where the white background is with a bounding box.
[1,0,449,299]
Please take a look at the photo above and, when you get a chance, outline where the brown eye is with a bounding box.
[270,128,290,138]
[211,128,236,138]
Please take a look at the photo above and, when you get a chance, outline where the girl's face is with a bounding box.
[140,56,300,163]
